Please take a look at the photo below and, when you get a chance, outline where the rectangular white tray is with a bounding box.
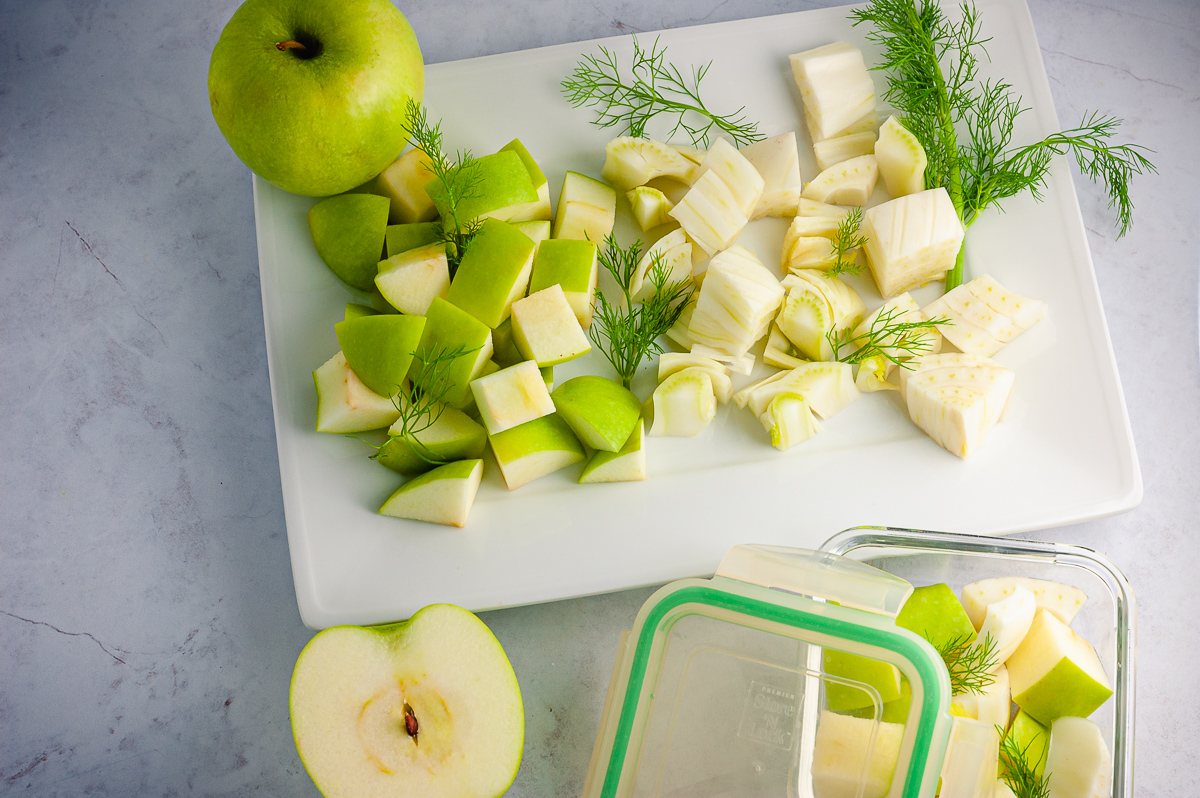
[254,0,1140,629]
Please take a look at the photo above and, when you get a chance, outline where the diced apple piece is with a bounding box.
[895,582,977,651]
[470,360,556,436]
[789,42,877,143]
[489,414,585,490]
[579,420,647,483]
[741,132,804,220]
[374,148,439,225]
[875,116,928,198]
[376,402,487,476]
[777,271,866,361]
[308,193,392,292]
[814,131,878,171]
[1045,716,1112,798]
[551,375,641,452]
[335,314,426,398]
[375,242,450,316]
[425,150,539,228]
[490,317,523,368]
[511,284,592,367]
[528,239,599,329]
[446,218,536,328]
[688,245,784,361]
[629,228,693,304]
[313,351,401,433]
[824,648,903,710]
[626,186,676,231]
[667,169,749,257]
[385,222,442,258]
[698,138,764,218]
[410,298,494,409]
[1007,609,1113,725]
[1003,710,1050,781]
[602,136,699,190]
[512,219,551,245]
[810,711,904,798]
[378,459,483,528]
[862,187,965,298]
[648,370,716,437]
[963,577,1088,630]
[344,302,376,321]
[498,138,553,222]
[900,352,1014,458]
[553,171,616,242]
[801,155,879,207]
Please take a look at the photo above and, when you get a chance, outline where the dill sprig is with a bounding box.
[827,305,950,369]
[375,343,477,466]
[826,208,868,277]
[997,727,1052,798]
[850,0,1156,290]
[561,35,763,147]
[936,631,998,695]
[401,99,483,274]
[589,235,695,388]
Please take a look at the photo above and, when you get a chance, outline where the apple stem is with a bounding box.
[275,40,308,53]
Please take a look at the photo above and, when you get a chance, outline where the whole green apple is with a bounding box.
[208,0,424,197]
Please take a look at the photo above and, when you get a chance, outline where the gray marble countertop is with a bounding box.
[2,0,1197,795]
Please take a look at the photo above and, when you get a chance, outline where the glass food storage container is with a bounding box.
[583,530,1134,798]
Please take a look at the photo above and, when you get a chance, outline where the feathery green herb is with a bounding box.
[827,304,949,369]
[936,631,998,695]
[562,35,763,147]
[850,0,1156,290]
[402,100,483,274]
[373,343,478,466]
[589,235,695,388]
[998,727,1052,798]
[826,208,868,278]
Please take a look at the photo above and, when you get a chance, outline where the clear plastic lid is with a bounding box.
[584,546,971,798]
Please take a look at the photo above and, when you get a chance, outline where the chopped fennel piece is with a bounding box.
[900,352,1015,458]
[658,353,733,403]
[628,228,693,304]
[688,245,784,363]
[923,274,1047,357]
[776,271,867,361]
[648,369,717,437]
[698,138,765,218]
[601,136,699,191]
[814,130,878,171]
[763,324,810,370]
[875,115,927,198]
[788,42,877,142]
[861,186,964,298]
[667,169,749,257]
[740,132,804,219]
[760,391,822,451]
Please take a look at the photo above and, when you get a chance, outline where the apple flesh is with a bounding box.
[313,351,400,433]
[470,360,556,436]
[375,242,450,316]
[378,459,484,527]
[290,604,523,798]
[510,285,592,367]
[552,171,616,242]
[822,648,903,712]
[375,148,439,224]
[308,193,392,292]
[578,420,647,483]
[446,218,536,328]
[950,664,1010,727]
[528,239,599,329]
[1006,609,1112,725]
[488,414,585,490]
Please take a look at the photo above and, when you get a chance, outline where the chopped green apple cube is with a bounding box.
[344,302,377,321]
[384,221,442,258]
[490,317,523,368]
[376,401,487,476]
[528,239,599,329]
[307,193,391,292]
[489,414,585,490]
[1007,608,1113,725]
[1003,710,1049,780]
[410,298,494,409]
[425,150,539,228]
[823,648,903,711]
[552,171,616,242]
[510,285,592,367]
[499,138,552,222]
[551,375,641,452]
[951,665,1011,727]
[578,420,647,483]
[446,218,536,328]
[378,459,484,528]
[862,187,965,298]
[373,148,439,225]
[335,314,427,398]
[375,241,450,316]
[512,219,551,245]
[470,360,555,436]
[895,582,977,651]
[313,351,401,434]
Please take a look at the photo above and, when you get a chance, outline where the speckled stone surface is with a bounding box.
[0,0,1197,795]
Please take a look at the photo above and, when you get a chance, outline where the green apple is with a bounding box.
[378,459,484,527]
[579,419,647,483]
[498,139,552,223]
[811,711,904,798]
[385,221,442,258]
[208,0,424,197]
[308,193,391,291]
[1045,716,1111,798]
[376,402,487,476]
[344,302,377,321]
[895,582,977,651]
[488,414,585,490]
[490,317,523,368]
[426,151,538,227]
[1007,609,1113,725]
[375,148,438,224]
[512,220,551,245]
[528,239,598,329]
[840,677,912,724]
[540,366,553,391]
[1002,710,1049,780]
[446,219,536,328]
[410,298,494,409]
[335,314,426,398]
[961,577,1088,630]
[313,351,400,433]
[470,361,556,436]
[822,649,903,712]
[290,604,523,798]
[510,285,592,367]
[551,375,640,452]
[376,242,450,316]
[552,171,616,242]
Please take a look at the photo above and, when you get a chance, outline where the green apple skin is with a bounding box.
[529,239,599,328]
[308,194,391,291]
[385,222,442,258]
[208,0,424,197]
[335,314,426,397]
[1003,710,1049,780]
[1007,609,1112,725]
[344,302,377,321]
[510,285,592,367]
[579,420,647,483]
[842,677,911,724]
[290,604,523,798]
[489,414,585,490]
[378,459,484,527]
[551,376,641,452]
[491,317,524,368]
[410,298,494,409]
[822,649,903,711]
[446,219,536,328]
[313,351,401,433]
[498,139,552,223]
[376,403,487,476]
[426,151,538,227]
[895,583,977,652]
